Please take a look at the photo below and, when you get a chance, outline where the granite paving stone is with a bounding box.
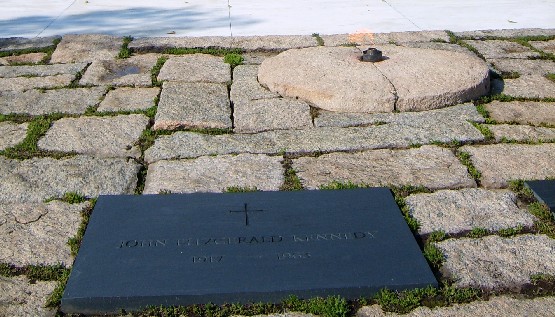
[455,28,555,39]
[405,188,536,236]
[234,98,313,133]
[143,154,284,194]
[0,63,87,78]
[0,201,88,267]
[357,296,555,317]
[0,276,56,317]
[128,36,233,53]
[399,42,476,56]
[0,74,75,91]
[230,65,280,103]
[0,155,140,203]
[0,121,28,150]
[97,87,160,112]
[157,54,231,84]
[0,36,60,52]
[501,75,555,98]
[292,146,476,190]
[460,143,555,188]
[0,57,7,66]
[144,118,484,163]
[230,35,317,51]
[38,114,150,158]
[79,54,159,87]
[153,82,231,130]
[490,58,555,76]
[484,101,555,125]
[50,34,122,63]
[2,52,47,65]
[0,87,107,115]
[529,39,555,54]
[437,234,555,291]
[464,40,541,59]
[322,30,450,47]
[487,124,555,142]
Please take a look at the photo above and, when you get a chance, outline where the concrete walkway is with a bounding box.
[1,0,554,38]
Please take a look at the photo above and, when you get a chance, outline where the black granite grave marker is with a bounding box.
[61,188,437,314]
[525,180,555,213]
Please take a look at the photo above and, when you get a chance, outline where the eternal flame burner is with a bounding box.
[361,48,383,62]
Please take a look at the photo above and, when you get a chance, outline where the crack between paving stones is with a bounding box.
[372,63,399,111]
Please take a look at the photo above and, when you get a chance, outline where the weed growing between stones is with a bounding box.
[45,192,87,204]
[67,198,96,256]
[470,122,494,140]
[223,53,244,68]
[225,186,259,192]
[500,71,520,79]
[473,102,495,124]
[319,180,370,190]
[546,73,555,83]
[312,33,325,46]
[151,56,168,86]
[480,94,555,103]
[67,64,89,89]
[427,230,448,243]
[390,185,431,234]
[509,180,555,238]
[279,158,303,191]
[423,243,445,269]
[467,227,489,238]
[455,150,481,184]
[525,274,555,297]
[118,36,133,59]
[445,30,485,60]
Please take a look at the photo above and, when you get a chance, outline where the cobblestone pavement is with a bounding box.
[1,29,555,316]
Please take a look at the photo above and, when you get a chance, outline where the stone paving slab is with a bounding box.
[357,295,555,317]
[460,143,555,188]
[229,35,317,51]
[0,63,87,78]
[230,65,280,103]
[486,124,555,142]
[37,114,149,158]
[484,101,555,125]
[128,36,233,53]
[405,188,535,236]
[530,39,555,54]
[455,28,555,39]
[0,36,60,52]
[97,87,160,112]
[490,58,555,76]
[50,34,122,63]
[399,42,475,56]
[144,116,485,163]
[0,122,28,150]
[0,276,56,317]
[157,54,231,84]
[292,146,476,190]
[0,155,140,203]
[79,54,159,87]
[153,82,231,130]
[143,154,284,194]
[0,201,88,267]
[0,74,74,92]
[0,87,107,115]
[501,75,555,99]
[234,98,313,133]
[464,40,541,59]
[322,30,450,47]
[1,52,47,65]
[437,234,555,291]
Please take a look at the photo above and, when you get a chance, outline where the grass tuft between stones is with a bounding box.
[118,35,133,59]
[312,33,325,46]
[151,56,168,86]
[280,158,304,191]
[455,150,481,183]
[223,53,244,68]
[225,186,259,193]
[509,180,555,238]
[67,198,97,256]
[470,122,494,140]
[546,73,555,83]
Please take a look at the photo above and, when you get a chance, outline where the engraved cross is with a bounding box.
[229,203,264,226]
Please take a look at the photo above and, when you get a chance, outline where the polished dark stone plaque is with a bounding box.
[526,180,555,213]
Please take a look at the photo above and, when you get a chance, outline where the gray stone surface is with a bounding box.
[0,155,140,203]
[0,121,28,150]
[0,63,86,78]
[501,75,555,99]
[128,36,233,53]
[144,118,484,163]
[455,28,555,39]
[97,87,160,112]
[0,87,107,115]
[530,39,555,54]
[460,143,555,188]
[400,42,476,56]
[143,154,284,194]
[258,45,489,113]
[464,40,541,59]
[0,36,60,52]
[230,35,317,51]
[234,98,313,133]
[487,124,555,142]
[230,65,280,103]
[241,52,277,65]
[2,52,47,65]
[38,114,149,158]
[322,30,450,46]
[357,296,555,317]
[490,58,555,76]
[485,101,555,125]
[292,146,476,190]
[314,102,484,128]
[0,276,56,317]
[437,234,555,291]
[0,201,88,267]
[79,54,159,87]
[0,74,74,91]
[157,54,231,84]
[50,34,121,63]
[406,188,535,235]
[153,82,231,130]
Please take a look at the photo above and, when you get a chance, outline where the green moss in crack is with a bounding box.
[67,199,96,257]
[151,56,168,86]
[467,227,489,238]
[312,33,325,46]
[224,53,244,68]
[225,186,259,193]
[456,150,481,183]
[118,36,133,59]
[423,243,445,269]
[470,122,494,140]
[280,158,303,191]
[319,181,370,190]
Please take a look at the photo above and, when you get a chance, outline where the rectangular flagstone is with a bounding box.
[0,155,140,203]
[484,101,555,125]
[79,54,159,87]
[0,74,74,91]
[460,143,555,188]
[97,87,160,112]
[437,234,555,291]
[2,52,47,65]
[143,154,284,194]
[0,63,87,78]
[0,35,60,51]
[405,188,536,236]
[37,114,149,158]
[501,75,555,99]
[230,35,317,51]
[50,34,122,63]
[490,58,555,76]
[530,39,555,54]
[322,30,449,46]
[292,146,476,190]
[0,121,28,150]
[0,201,89,267]
[463,40,541,59]
[486,124,555,142]
[153,82,231,130]
[128,36,233,53]
[0,276,56,317]
[157,54,231,84]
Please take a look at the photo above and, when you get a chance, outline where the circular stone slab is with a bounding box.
[258,45,490,113]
